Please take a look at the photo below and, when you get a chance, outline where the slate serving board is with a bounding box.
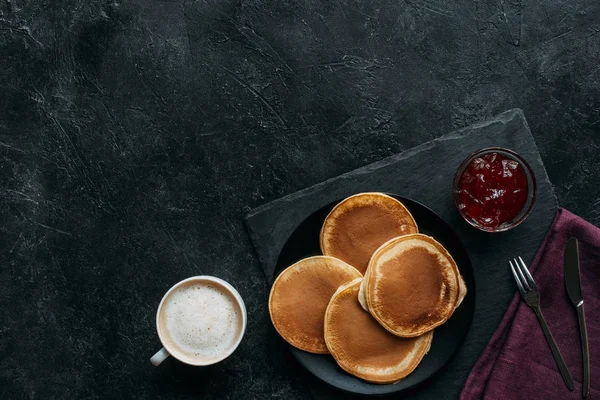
[245,109,558,399]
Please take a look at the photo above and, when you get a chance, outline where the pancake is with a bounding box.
[357,275,370,311]
[269,256,362,354]
[456,272,467,308]
[359,252,467,313]
[320,193,418,274]
[324,278,433,384]
[365,234,462,337]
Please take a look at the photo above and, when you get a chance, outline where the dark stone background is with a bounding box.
[0,0,598,399]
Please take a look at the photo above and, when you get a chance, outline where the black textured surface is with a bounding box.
[1,0,599,398]
[273,196,476,395]
[247,109,557,399]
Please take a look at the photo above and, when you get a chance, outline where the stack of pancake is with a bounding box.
[269,193,466,384]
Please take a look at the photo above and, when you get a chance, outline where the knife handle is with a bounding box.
[577,303,590,398]
[533,307,575,391]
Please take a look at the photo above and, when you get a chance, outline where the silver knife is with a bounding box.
[564,237,590,398]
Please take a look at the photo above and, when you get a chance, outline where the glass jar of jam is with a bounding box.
[452,147,536,232]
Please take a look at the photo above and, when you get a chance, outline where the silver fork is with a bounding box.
[509,256,574,391]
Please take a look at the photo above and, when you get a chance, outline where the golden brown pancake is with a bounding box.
[456,273,467,308]
[324,278,433,384]
[365,234,463,337]
[269,256,362,353]
[357,274,370,311]
[360,254,467,313]
[320,193,418,274]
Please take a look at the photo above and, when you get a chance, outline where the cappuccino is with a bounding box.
[157,280,244,364]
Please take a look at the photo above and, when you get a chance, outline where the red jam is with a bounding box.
[457,152,528,229]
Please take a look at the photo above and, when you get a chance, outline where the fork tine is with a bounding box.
[518,256,537,289]
[509,260,526,294]
[513,258,531,291]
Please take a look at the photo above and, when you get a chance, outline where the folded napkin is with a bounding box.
[461,209,600,399]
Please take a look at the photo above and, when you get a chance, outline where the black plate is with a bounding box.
[273,195,476,395]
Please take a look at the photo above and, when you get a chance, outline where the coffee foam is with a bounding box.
[159,281,242,363]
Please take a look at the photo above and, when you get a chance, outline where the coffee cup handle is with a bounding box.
[150,347,170,366]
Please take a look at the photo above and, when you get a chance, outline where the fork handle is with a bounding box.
[533,307,574,391]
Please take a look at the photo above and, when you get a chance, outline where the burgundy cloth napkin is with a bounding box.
[461,209,600,399]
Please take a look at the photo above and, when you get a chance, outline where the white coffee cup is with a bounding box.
[150,276,247,367]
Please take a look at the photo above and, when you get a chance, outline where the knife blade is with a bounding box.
[564,237,590,398]
[565,238,583,305]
